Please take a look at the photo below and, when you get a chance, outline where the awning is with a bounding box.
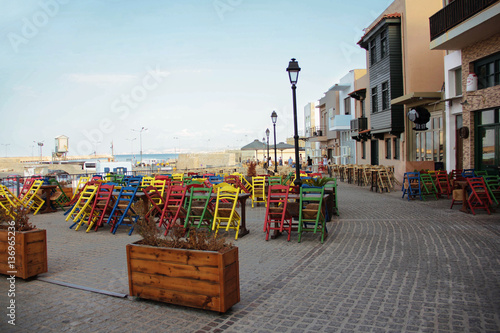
[391,92,442,108]
[349,88,367,100]
[358,129,371,134]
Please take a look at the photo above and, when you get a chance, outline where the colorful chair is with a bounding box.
[251,176,266,208]
[467,177,493,215]
[108,186,139,235]
[86,184,115,232]
[66,184,99,229]
[402,172,422,201]
[419,173,438,200]
[158,185,188,236]
[263,185,292,241]
[484,175,500,206]
[435,170,451,199]
[184,186,214,231]
[20,179,45,215]
[0,185,23,219]
[212,186,241,240]
[298,187,326,243]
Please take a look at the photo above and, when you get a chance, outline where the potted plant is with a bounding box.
[0,206,48,279]
[126,203,240,313]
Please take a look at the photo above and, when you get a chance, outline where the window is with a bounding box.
[370,40,377,65]
[393,137,400,160]
[371,87,378,113]
[381,31,387,58]
[454,67,462,96]
[362,141,366,159]
[415,116,444,162]
[382,81,390,110]
[361,99,365,117]
[475,52,500,89]
[385,138,391,159]
[344,98,351,115]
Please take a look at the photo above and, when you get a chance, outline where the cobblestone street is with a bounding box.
[1,182,499,332]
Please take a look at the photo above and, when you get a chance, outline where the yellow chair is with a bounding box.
[65,185,99,230]
[140,176,155,189]
[0,185,23,219]
[212,186,241,240]
[72,176,90,200]
[20,180,45,215]
[172,173,184,183]
[251,176,266,208]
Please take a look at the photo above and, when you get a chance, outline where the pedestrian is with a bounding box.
[279,157,283,166]
[307,156,312,171]
[288,156,293,167]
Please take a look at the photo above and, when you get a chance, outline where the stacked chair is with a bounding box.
[263,185,292,241]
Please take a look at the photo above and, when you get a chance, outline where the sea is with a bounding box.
[114,153,178,163]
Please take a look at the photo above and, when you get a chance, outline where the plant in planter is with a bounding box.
[126,203,240,313]
[0,206,48,279]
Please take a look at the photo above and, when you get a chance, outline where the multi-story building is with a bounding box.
[329,70,367,164]
[357,0,445,181]
[311,88,338,164]
[429,0,500,175]
[303,101,321,166]
[349,73,370,164]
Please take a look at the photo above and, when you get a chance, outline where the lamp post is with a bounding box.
[271,111,278,173]
[286,58,301,186]
[265,128,270,173]
[37,142,44,162]
[126,138,136,162]
[132,127,147,165]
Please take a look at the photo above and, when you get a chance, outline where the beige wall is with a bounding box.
[461,32,500,169]
[403,0,445,93]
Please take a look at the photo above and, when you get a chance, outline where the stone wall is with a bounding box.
[461,32,500,168]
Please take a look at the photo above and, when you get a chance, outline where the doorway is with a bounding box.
[371,140,379,165]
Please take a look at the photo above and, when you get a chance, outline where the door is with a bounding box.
[371,140,379,165]
[455,129,463,170]
[478,126,500,176]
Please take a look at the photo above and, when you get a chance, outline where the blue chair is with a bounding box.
[402,172,422,201]
[107,186,139,235]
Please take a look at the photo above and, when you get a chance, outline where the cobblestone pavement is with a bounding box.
[1,182,499,332]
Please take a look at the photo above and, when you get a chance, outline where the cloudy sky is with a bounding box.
[0,0,391,157]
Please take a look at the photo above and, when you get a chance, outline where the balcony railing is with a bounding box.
[429,0,498,41]
[350,117,368,132]
[309,126,325,137]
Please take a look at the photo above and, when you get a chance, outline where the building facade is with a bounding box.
[430,0,500,175]
[357,0,445,181]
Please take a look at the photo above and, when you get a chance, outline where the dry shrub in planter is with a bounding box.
[0,206,47,279]
[127,203,240,313]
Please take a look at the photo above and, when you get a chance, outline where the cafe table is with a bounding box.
[39,184,58,214]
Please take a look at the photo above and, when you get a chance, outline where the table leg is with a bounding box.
[238,196,250,237]
[459,186,469,213]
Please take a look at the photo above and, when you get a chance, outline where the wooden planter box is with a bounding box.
[0,229,48,279]
[126,242,239,313]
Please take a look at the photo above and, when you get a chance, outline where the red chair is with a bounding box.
[142,185,166,223]
[18,178,35,201]
[435,170,451,199]
[467,177,493,215]
[158,185,188,235]
[263,185,293,241]
[87,184,115,232]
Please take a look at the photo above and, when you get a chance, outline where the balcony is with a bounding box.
[351,117,368,141]
[330,115,352,131]
[430,0,500,50]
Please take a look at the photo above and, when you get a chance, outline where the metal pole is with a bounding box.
[266,136,270,173]
[273,123,278,173]
[292,84,301,187]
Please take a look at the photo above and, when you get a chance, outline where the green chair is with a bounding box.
[268,176,282,186]
[184,186,214,231]
[298,186,326,244]
[48,178,71,210]
[484,175,500,206]
[419,173,438,200]
[323,178,338,216]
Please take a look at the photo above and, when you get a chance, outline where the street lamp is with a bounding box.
[37,141,44,162]
[271,111,278,173]
[132,127,147,165]
[126,138,136,161]
[286,58,301,186]
[265,128,270,173]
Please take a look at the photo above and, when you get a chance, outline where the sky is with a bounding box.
[0,0,392,157]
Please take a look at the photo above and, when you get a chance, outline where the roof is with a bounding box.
[240,139,266,150]
[358,13,401,48]
[348,88,367,100]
